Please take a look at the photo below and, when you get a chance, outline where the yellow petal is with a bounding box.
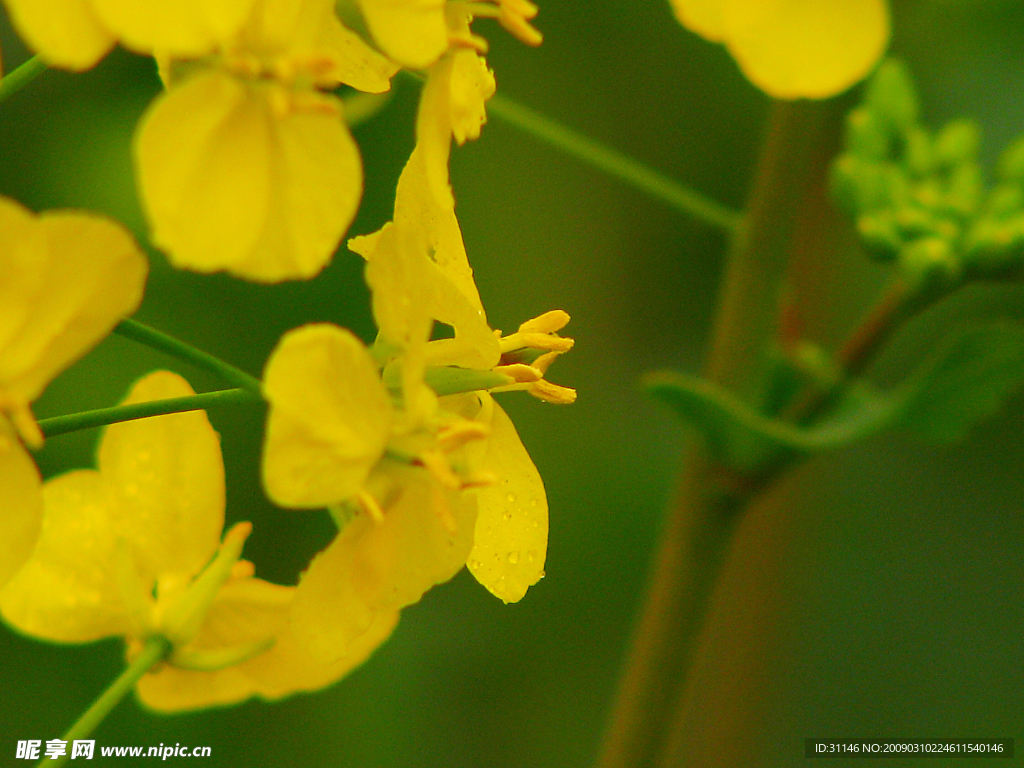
[448,50,495,146]
[136,71,362,282]
[0,198,148,406]
[0,421,42,588]
[99,371,224,581]
[262,324,393,508]
[0,470,133,642]
[236,0,397,92]
[292,467,476,661]
[136,577,397,711]
[90,0,256,57]
[3,0,115,71]
[467,395,546,603]
[722,0,889,99]
[358,0,448,69]
[668,0,726,42]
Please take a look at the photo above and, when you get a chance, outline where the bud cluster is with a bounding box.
[832,59,1024,288]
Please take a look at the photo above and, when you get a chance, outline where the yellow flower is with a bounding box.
[261,323,482,660]
[134,0,398,283]
[357,0,541,70]
[0,196,147,589]
[2,0,257,71]
[670,0,890,99]
[1,371,380,711]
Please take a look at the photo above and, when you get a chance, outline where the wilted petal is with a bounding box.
[3,0,115,71]
[0,422,42,588]
[99,371,224,582]
[467,395,546,603]
[0,198,148,406]
[136,70,362,282]
[262,324,393,508]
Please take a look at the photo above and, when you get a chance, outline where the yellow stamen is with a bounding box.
[529,379,577,404]
[356,489,386,524]
[437,421,491,452]
[519,309,569,334]
[492,363,543,383]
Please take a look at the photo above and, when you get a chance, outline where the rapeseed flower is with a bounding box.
[670,0,890,99]
[0,196,147,589]
[134,0,397,282]
[2,0,257,71]
[1,371,386,711]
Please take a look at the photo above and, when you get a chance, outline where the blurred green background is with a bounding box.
[2,0,1023,765]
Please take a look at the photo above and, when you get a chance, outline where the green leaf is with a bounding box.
[643,372,898,471]
[645,322,1024,472]
[897,323,1024,442]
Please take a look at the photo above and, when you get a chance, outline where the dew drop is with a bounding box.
[530,498,538,508]
[503,511,513,522]
[527,550,536,563]
[468,558,481,570]
[507,492,516,503]
[508,551,519,564]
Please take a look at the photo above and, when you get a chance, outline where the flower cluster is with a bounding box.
[0,0,568,711]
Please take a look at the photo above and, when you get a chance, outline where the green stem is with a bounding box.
[595,99,838,768]
[44,636,171,768]
[38,388,262,439]
[0,56,47,106]
[488,93,742,232]
[115,319,262,394]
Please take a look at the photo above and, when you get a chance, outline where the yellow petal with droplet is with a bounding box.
[262,324,393,508]
[0,421,42,588]
[722,0,889,99]
[292,468,475,661]
[0,198,147,406]
[0,470,133,642]
[91,0,255,57]
[3,0,115,71]
[467,395,547,603]
[99,371,224,581]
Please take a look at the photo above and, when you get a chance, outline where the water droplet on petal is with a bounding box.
[503,511,513,522]
[508,551,519,564]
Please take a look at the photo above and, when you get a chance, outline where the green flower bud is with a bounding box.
[831,156,910,215]
[963,217,1024,277]
[899,236,962,288]
[944,163,983,217]
[856,212,902,260]
[934,119,980,169]
[845,107,890,161]
[986,184,1024,218]
[865,59,919,134]
[996,134,1024,183]
[903,127,934,178]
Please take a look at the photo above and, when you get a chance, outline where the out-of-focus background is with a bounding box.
[2,0,1023,765]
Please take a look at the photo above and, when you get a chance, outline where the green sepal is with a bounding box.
[169,637,276,672]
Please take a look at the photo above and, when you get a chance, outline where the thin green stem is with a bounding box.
[0,56,47,106]
[487,93,742,232]
[115,319,262,394]
[38,388,262,439]
[44,636,171,767]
